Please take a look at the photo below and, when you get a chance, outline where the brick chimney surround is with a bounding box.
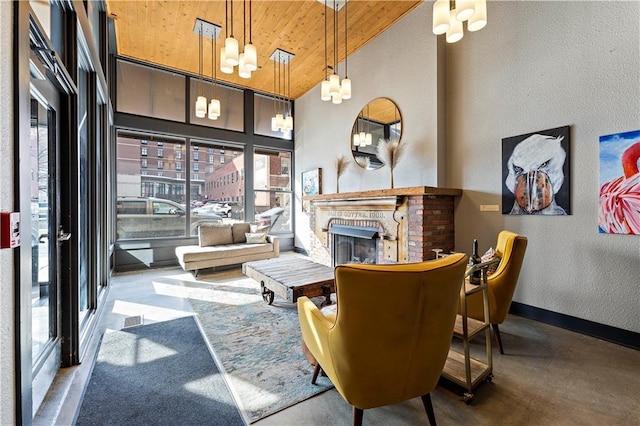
[303,186,462,266]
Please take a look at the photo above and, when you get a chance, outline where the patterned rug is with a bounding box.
[186,270,334,424]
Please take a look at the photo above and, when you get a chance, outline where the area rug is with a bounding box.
[187,273,334,424]
[75,316,244,426]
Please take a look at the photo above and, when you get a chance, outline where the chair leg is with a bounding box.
[311,363,322,384]
[492,324,504,354]
[421,393,437,426]
[352,407,363,426]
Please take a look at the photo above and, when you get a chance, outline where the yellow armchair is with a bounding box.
[464,230,528,354]
[298,253,468,426]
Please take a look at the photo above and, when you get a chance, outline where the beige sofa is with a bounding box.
[175,222,279,276]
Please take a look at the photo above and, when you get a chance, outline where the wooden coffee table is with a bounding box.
[242,257,335,305]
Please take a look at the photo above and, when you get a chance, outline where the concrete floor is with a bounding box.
[35,259,640,425]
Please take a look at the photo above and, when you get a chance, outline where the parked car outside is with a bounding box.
[117,196,221,239]
[196,201,236,217]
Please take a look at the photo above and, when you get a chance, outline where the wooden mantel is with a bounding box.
[303,186,462,201]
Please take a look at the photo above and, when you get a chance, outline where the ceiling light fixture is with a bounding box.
[194,18,222,120]
[319,0,351,104]
[432,0,487,43]
[221,0,257,79]
[270,48,294,135]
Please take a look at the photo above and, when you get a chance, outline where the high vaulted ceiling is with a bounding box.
[106,1,422,99]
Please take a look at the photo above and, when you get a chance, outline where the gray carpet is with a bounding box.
[75,316,244,426]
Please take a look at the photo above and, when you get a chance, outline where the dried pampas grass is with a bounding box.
[355,156,370,169]
[376,138,406,188]
[335,155,350,193]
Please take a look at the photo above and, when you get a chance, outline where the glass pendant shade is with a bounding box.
[321,80,331,101]
[432,0,450,35]
[210,98,221,116]
[244,44,258,71]
[359,131,366,142]
[329,73,341,96]
[195,95,207,118]
[275,113,284,129]
[220,48,234,74]
[283,115,293,132]
[468,0,487,31]
[365,132,372,146]
[455,0,476,22]
[208,99,219,120]
[224,37,239,66]
[446,9,464,43]
[271,116,279,131]
[353,133,360,147]
[341,78,352,100]
[238,54,251,79]
[332,92,342,104]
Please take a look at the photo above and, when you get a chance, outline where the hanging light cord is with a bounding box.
[243,0,247,46]
[225,0,229,38]
[230,0,234,37]
[212,27,217,98]
[344,0,348,78]
[249,0,253,44]
[198,22,203,96]
[333,0,338,75]
[324,0,328,79]
[287,56,291,115]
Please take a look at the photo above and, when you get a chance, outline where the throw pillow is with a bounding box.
[231,222,251,243]
[245,232,267,244]
[199,224,233,247]
[481,247,501,276]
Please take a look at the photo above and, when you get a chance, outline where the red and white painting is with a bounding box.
[599,130,640,235]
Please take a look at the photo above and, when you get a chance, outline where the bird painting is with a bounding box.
[504,132,569,215]
[598,130,640,235]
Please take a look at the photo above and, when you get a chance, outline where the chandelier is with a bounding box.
[270,49,294,134]
[320,0,351,104]
[194,18,222,120]
[220,0,258,78]
[432,0,487,43]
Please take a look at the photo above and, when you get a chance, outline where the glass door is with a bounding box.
[30,74,63,414]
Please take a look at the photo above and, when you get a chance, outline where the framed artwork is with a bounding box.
[502,126,571,215]
[302,168,322,212]
[598,129,640,234]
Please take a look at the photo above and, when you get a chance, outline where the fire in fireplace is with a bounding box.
[330,225,379,267]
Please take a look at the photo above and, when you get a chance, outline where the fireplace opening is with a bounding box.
[330,225,379,267]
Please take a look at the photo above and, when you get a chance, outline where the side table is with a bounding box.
[441,258,500,402]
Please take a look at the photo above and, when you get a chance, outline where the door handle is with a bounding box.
[57,227,71,242]
[38,233,49,243]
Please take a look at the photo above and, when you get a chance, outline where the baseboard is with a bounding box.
[509,302,639,350]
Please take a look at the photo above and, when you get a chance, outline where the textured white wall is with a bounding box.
[0,1,16,423]
[294,2,440,249]
[447,1,640,332]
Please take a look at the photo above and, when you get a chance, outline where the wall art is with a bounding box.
[598,129,640,234]
[301,168,322,212]
[502,126,571,215]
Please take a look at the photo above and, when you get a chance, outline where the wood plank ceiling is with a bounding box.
[105,0,423,100]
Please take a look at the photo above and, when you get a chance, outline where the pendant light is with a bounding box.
[244,0,258,71]
[432,0,487,43]
[208,22,221,120]
[320,0,351,104]
[270,48,294,134]
[224,0,239,66]
[194,19,221,120]
[194,21,207,118]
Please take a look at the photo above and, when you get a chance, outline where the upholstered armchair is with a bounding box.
[297,253,468,426]
[464,230,528,354]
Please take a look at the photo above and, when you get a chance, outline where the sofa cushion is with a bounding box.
[177,243,273,263]
[199,224,233,247]
[232,222,251,243]
[245,232,267,244]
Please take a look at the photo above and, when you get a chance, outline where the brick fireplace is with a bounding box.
[304,186,462,266]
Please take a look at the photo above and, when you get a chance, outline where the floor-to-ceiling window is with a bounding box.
[113,57,295,269]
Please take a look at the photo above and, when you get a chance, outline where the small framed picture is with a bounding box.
[302,168,322,212]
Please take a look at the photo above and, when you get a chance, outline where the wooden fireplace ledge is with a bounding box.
[303,186,462,201]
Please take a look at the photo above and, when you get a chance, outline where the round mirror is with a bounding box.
[351,97,402,170]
